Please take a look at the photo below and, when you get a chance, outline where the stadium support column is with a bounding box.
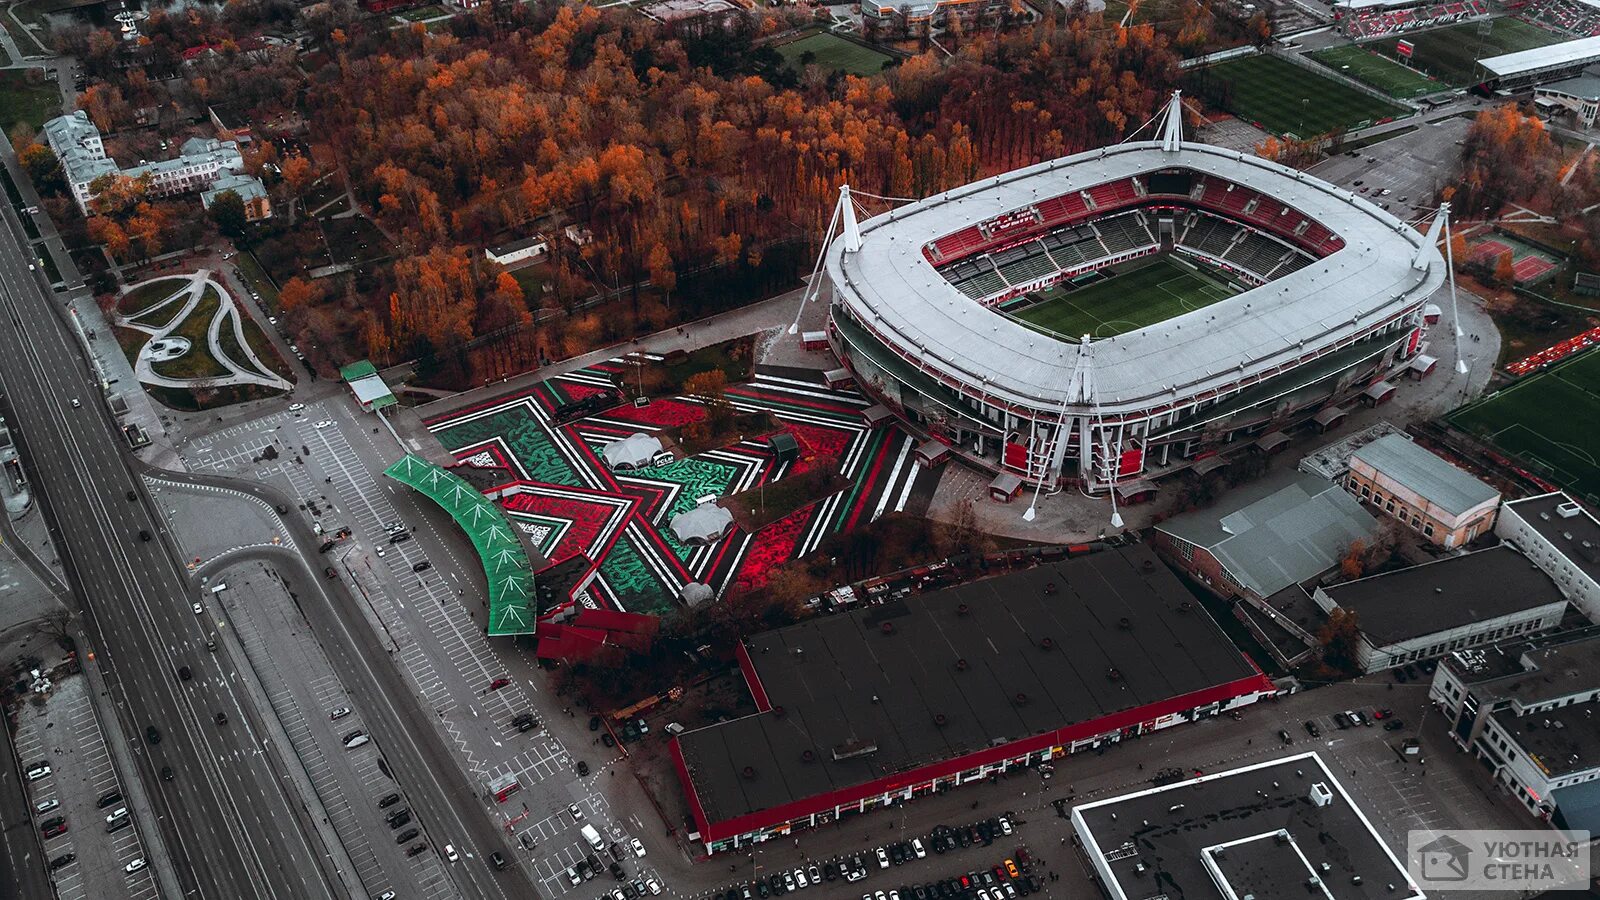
[1159,90,1185,153]
[1421,202,1469,377]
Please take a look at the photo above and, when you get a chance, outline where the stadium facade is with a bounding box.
[823,94,1448,494]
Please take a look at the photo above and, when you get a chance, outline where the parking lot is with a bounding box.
[1307,115,1472,221]
[13,674,156,900]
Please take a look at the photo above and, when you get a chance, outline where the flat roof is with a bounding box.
[1505,492,1600,588]
[1444,626,1600,707]
[1158,469,1379,597]
[676,545,1268,835]
[826,142,1443,415]
[1073,752,1421,900]
[487,234,547,256]
[1350,433,1499,516]
[1323,546,1566,645]
[1493,699,1600,778]
[1540,73,1600,100]
[1480,35,1600,79]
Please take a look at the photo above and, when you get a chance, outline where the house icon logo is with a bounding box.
[1417,834,1473,882]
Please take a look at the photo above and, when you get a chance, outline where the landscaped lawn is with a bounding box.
[151,286,229,379]
[776,33,894,76]
[234,251,280,307]
[118,278,190,318]
[239,314,295,383]
[1308,45,1444,99]
[1364,17,1564,86]
[1187,54,1410,137]
[0,69,62,135]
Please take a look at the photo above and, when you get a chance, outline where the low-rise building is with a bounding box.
[200,172,272,222]
[1430,627,1600,827]
[485,234,548,267]
[1496,492,1600,621]
[1344,433,1499,547]
[1073,752,1422,900]
[1313,546,1567,673]
[1534,72,1600,129]
[42,113,250,214]
[1151,469,1380,602]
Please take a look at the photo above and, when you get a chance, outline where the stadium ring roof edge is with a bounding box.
[825,139,1446,416]
[384,454,537,636]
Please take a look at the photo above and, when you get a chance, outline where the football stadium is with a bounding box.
[823,94,1448,496]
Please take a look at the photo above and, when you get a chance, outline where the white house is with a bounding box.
[1496,491,1600,621]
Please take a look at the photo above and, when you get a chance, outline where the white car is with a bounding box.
[26,764,50,781]
[69,398,80,408]
[997,816,1013,836]
[445,844,458,862]
[269,316,278,325]
[329,706,351,721]
[794,868,808,888]
[313,420,333,429]
[645,877,662,895]
[288,403,304,412]
[221,252,234,260]
[911,838,926,858]
[343,733,370,749]
[630,837,646,858]
[876,848,889,869]
[566,867,581,886]
[125,858,147,874]
[568,803,584,821]
[34,797,59,814]
[192,601,204,614]
[845,869,866,883]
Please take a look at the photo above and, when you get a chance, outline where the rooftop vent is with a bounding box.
[1118,617,1133,629]
[933,713,948,727]
[1558,501,1583,519]
[1107,667,1123,681]
[1014,692,1029,706]
[742,766,757,779]
[801,749,815,763]
[881,621,895,635]
[955,658,970,672]
[957,603,970,616]
[773,705,785,718]
[1040,637,1055,651]
[1044,582,1057,595]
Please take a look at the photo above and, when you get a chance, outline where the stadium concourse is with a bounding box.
[822,92,1450,506]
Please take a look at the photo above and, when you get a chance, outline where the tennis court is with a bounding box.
[1007,257,1235,341]
[1449,349,1600,502]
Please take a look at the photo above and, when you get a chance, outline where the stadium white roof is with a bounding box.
[1480,34,1600,79]
[1336,0,1419,11]
[826,142,1444,416]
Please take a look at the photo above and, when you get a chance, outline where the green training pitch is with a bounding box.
[1308,45,1445,99]
[1365,18,1565,86]
[1007,257,1235,342]
[1449,349,1600,504]
[1191,54,1410,138]
[776,33,894,77]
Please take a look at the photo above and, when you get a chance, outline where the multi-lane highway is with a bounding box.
[0,193,342,896]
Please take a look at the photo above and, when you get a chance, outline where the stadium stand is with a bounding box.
[1339,0,1488,37]
[1520,0,1600,35]
[940,212,1159,301]
[1180,213,1240,258]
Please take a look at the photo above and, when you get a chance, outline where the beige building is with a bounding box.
[1345,433,1499,548]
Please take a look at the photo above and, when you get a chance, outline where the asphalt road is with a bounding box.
[166,464,539,900]
[0,200,340,896]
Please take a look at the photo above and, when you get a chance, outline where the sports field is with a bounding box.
[1007,257,1234,341]
[1449,349,1600,503]
[1192,54,1410,138]
[776,33,894,76]
[1308,45,1445,99]
[1365,18,1565,86]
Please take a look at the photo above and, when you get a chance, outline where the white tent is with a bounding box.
[670,504,734,546]
[602,433,663,471]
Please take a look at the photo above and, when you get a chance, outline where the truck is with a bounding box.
[581,824,604,851]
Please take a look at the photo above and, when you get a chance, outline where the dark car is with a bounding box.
[387,812,412,830]
[589,715,602,731]
[407,843,428,857]
[413,561,431,572]
[756,880,771,898]
[609,860,625,880]
[513,714,538,733]
[490,851,507,870]
[48,853,75,871]
[42,821,68,839]
[215,712,228,726]
[389,532,411,544]
[379,793,401,808]
[161,766,174,782]
[178,666,192,681]
[1332,712,1351,730]
[1278,729,1293,745]
[324,566,337,579]
[396,828,419,844]
[139,530,151,542]
[40,816,65,831]
[824,862,839,880]
[146,725,161,745]
[1304,720,1321,738]
[1384,719,1406,731]
[97,791,122,809]
[600,732,615,748]
[576,761,590,777]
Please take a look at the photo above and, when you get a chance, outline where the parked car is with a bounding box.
[1304,720,1321,738]
[1278,729,1293,745]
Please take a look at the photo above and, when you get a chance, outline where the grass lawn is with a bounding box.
[118,277,190,317]
[1189,54,1410,137]
[1006,257,1235,341]
[215,310,267,379]
[151,286,229,379]
[1365,18,1564,86]
[235,251,280,308]
[394,3,448,19]
[1449,349,1600,504]
[1308,45,1444,99]
[0,69,62,135]
[775,33,894,76]
[240,314,295,383]
[322,216,392,267]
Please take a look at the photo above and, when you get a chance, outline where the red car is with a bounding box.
[489,677,511,691]
[42,821,68,839]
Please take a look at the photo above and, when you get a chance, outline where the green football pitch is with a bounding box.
[1007,258,1235,341]
[1308,45,1445,99]
[1449,349,1600,504]
[1191,54,1410,138]
[1366,18,1565,86]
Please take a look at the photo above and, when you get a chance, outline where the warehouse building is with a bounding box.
[1496,492,1600,621]
[670,544,1275,854]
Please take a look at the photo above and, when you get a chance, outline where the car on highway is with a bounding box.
[215,712,228,725]
[395,828,419,844]
[178,665,192,681]
[34,797,59,815]
[490,851,507,870]
[446,844,459,862]
[139,529,151,541]
[48,853,75,871]
[160,766,174,782]
[69,398,80,408]
[124,858,147,874]
[330,706,351,721]
[145,725,161,745]
[26,762,51,781]
[344,731,370,749]
[192,601,204,615]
